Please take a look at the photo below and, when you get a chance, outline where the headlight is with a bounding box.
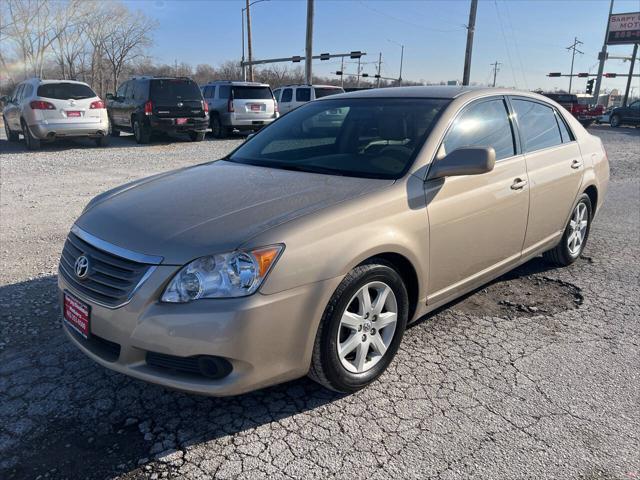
[161,245,283,303]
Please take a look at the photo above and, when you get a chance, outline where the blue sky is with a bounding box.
[128,0,640,93]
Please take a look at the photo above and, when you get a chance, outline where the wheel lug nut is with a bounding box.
[371,328,376,335]
[358,325,362,331]
[362,334,367,342]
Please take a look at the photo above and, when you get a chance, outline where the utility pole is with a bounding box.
[593,0,615,104]
[305,0,314,84]
[566,37,584,94]
[241,9,246,80]
[246,0,254,81]
[462,0,478,86]
[356,56,361,87]
[376,52,382,88]
[622,43,638,107]
[490,60,502,87]
[340,56,344,88]
[398,44,404,86]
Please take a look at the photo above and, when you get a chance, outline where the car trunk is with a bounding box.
[150,79,205,118]
[35,83,101,124]
[231,86,275,120]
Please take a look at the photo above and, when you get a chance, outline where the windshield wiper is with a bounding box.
[265,163,345,176]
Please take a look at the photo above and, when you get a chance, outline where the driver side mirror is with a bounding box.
[0,95,9,104]
[105,93,114,101]
[427,147,496,180]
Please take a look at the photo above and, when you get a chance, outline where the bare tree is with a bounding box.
[102,5,156,91]
[51,0,88,79]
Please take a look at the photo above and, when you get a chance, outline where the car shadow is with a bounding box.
[589,124,640,137]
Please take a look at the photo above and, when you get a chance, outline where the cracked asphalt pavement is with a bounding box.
[1,126,639,479]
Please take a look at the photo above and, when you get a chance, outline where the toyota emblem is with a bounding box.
[74,255,90,279]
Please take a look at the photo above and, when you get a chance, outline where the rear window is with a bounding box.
[314,87,343,99]
[546,94,577,103]
[150,79,202,102]
[37,83,96,100]
[232,86,272,100]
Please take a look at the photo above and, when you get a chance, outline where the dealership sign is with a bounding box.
[607,12,640,45]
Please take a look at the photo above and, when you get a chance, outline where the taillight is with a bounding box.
[202,100,209,113]
[29,100,55,110]
[89,100,105,109]
[144,100,153,116]
[227,99,234,112]
[274,99,279,114]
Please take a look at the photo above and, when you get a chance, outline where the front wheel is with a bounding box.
[308,260,409,393]
[543,193,592,266]
[189,131,206,142]
[610,114,621,128]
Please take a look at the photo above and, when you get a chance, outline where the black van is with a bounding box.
[106,77,209,143]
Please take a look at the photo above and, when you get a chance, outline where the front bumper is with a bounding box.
[29,119,110,139]
[58,266,341,396]
[149,116,208,133]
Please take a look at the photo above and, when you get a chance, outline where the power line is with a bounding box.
[502,0,528,89]
[494,0,517,88]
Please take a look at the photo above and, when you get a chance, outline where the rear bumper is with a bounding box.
[149,116,209,133]
[220,113,277,129]
[29,120,109,139]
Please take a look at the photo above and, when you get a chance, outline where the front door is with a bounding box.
[510,98,584,253]
[425,97,530,303]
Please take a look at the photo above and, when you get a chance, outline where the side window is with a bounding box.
[512,99,563,152]
[210,86,216,99]
[134,81,147,101]
[202,86,211,98]
[280,88,292,103]
[630,101,640,110]
[14,84,25,101]
[218,85,230,99]
[442,98,515,160]
[555,111,574,143]
[116,82,127,98]
[124,81,134,99]
[273,89,281,101]
[23,84,34,99]
[296,88,311,102]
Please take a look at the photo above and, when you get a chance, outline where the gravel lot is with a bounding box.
[1,126,639,480]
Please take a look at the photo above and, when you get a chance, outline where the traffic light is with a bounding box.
[335,71,343,76]
[586,79,594,94]
[292,56,302,63]
[577,73,589,78]
[604,73,617,78]
[548,72,562,77]
[320,53,330,61]
[350,51,362,59]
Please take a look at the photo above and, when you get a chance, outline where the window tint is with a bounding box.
[149,79,201,102]
[11,85,22,102]
[37,82,96,100]
[512,99,563,152]
[280,88,292,102]
[228,98,449,179]
[555,111,574,143]
[442,98,515,160]
[314,87,343,99]
[232,86,272,99]
[296,88,311,102]
[15,85,25,101]
[273,89,281,101]
[116,82,127,98]
[202,86,210,98]
[630,101,640,109]
[133,81,147,101]
[23,84,34,98]
[218,85,230,99]
[122,81,133,99]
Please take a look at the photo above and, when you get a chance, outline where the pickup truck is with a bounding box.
[541,93,600,128]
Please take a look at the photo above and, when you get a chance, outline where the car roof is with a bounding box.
[25,78,91,87]
[320,85,549,102]
[203,81,270,87]
[277,84,343,89]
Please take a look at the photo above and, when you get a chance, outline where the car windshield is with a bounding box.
[150,79,201,102]
[37,83,96,100]
[314,87,344,98]
[232,86,272,99]
[227,98,450,179]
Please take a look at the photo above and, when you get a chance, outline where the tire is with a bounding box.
[21,120,40,150]
[308,260,409,393]
[211,115,226,139]
[133,118,150,144]
[108,118,120,137]
[3,117,19,142]
[543,193,592,267]
[94,136,110,147]
[189,131,206,142]
[610,114,621,128]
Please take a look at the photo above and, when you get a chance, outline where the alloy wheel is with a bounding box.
[567,202,588,256]
[337,281,398,373]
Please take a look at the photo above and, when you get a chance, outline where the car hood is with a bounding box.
[76,160,394,265]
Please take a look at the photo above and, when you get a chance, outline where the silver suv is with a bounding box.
[2,78,109,149]
[200,81,278,138]
[273,84,344,114]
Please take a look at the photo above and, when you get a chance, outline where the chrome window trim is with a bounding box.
[71,225,163,265]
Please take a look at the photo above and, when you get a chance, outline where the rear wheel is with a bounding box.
[543,193,592,266]
[189,131,206,142]
[610,114,621,128]
[3,117,19,142]
[21,120,40,150]
[308,260,408,393]
[133,118,150,144]
[211,115,226,139]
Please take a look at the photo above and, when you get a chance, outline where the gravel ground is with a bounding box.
[1,126,639,480]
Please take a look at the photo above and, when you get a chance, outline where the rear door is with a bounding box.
[510,97,584,253]
[279,88,293,113]
[426,96,529,303]
[6,84,24,129]
[231,85,275,121]
[623,100,640,124]
[35,82,100,125]
[149,79,205,119]
[294,87,311,109]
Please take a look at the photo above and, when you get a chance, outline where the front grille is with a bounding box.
[146,352,232,380]
[59,232,151,307]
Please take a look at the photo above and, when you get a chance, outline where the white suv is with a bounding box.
[2,78,110,150]
[273,84,344,114]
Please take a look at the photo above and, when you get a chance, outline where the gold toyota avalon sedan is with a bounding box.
[59,87,609,396]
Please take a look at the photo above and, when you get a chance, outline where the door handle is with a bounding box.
[511,178,528,190]
[571,159,583,169]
